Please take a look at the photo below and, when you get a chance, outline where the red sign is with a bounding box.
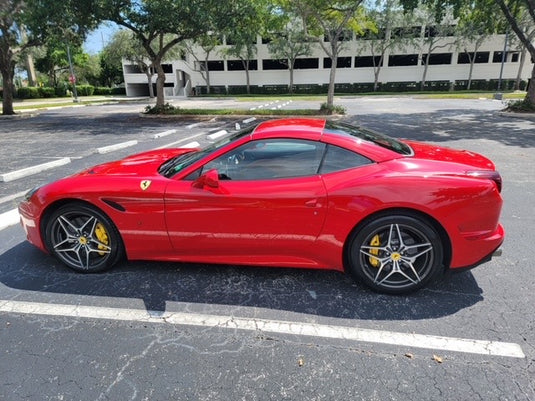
[69,75,76,84]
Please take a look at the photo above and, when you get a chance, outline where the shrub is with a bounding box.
[422,80,451,91]
[17,87,40,99]
[111,87,126,95]
[319,102,346,115]
[505,98,535,113]
[55,86,67,97]
[94,87,113,95]
[38,87,56,98]
[144,103,179,114]
[75,85,95,96]
[379,81,418,92]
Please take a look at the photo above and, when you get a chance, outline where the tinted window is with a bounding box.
[324,122,413,155]
[202,139,326,181]
[159,127,255,178]
[320,145,371,174]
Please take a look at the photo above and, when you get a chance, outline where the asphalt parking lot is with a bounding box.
[0,96,534,400]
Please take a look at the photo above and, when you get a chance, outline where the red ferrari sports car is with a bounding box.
[19,118,504,294]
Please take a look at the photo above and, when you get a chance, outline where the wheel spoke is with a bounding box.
[57,215,78,235]
[403,243,433,263]
[53,237,75,250]
[400,260,422,283]
[81,216,98,237]
[87,242,111,254]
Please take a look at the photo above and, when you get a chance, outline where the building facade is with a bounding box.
[122,29,532,97]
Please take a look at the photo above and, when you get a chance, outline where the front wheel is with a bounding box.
[45,203,123,273]
[347,215,444,294]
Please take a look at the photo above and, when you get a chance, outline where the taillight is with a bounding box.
[466,170,502,193]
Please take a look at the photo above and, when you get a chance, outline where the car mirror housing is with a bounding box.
[193,169,220,189]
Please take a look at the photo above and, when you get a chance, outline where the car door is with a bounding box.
[164,138,328,264]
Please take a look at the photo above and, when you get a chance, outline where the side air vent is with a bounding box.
[102,199,126,212]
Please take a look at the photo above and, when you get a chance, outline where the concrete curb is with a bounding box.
[496,111,535,121]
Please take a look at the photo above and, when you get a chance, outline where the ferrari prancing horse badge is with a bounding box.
[140,180,152,191]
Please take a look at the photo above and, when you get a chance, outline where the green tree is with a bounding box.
[222,0,272,95]
[401,0,535,105]
[364,0,417,91]
[99,29,134,87]
[34,39,88,87]
[183,34,222,94]
[289,0,372,107]
[99,0,245,106]
[454,4,500,90]
[0,0,98,114]
[267,22,312,93]
[417,7,456,90]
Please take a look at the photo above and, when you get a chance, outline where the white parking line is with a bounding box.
[0,157,71,182]
[0,300,525,358]
[182,141,201,148]
[155,132,206,149]
[96,140,138,154]
[0,190,28,205]
[206,129,228,141]
[0,209,19,231]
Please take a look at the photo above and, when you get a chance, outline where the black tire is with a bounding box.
[347,214,443,294]
[44,202,123,273]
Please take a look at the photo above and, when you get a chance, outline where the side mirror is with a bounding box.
[193,169,220,189]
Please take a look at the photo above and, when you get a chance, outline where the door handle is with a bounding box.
[305,199,321,208]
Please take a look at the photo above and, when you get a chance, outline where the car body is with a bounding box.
[19,118,504,294]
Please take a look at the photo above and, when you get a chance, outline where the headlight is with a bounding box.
[24,186,41,202]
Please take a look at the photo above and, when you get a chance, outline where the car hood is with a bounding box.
[78,148,197,177]
[405,140,495,170]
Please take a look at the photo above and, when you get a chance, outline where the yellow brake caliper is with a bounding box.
[369,234,380,267]
[95,223,109,256]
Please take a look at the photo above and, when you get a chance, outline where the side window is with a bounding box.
[202,139,326,181]
[320,144,371,174]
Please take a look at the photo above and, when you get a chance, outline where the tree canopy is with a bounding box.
[0,0,98,114]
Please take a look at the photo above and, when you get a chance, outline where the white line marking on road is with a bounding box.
[0,191,28,205]
[96,140,138,154]
[186,122,201,129]
[206,130,228,141]
[182,141,200,148]
[0,209,19,231]
[0,300,525,358]
[155,132,206,150]
[0,158,71,182]
[243,117,256,124]
[152,129,177,139]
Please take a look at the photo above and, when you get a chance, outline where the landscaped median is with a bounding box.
[0,96,132,115]
[141,102,346,117]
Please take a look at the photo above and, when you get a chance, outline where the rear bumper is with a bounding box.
[450,223,504,270]
[450,244,503,273]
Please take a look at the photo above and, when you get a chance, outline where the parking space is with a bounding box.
[0,98,534,400]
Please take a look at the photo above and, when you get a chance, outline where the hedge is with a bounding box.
[8,85,126,99]
[196,79,529,95]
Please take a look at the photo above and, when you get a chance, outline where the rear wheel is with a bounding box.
[45,203,123,273]
[347,214,443,294]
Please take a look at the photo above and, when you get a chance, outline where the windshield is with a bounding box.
[159,126,256,178]
[324,122,413,156]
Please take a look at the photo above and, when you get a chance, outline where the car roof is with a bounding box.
[252,118,326,141]
[250,118,405,163]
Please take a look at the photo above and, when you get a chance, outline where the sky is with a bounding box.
[83,23,120,54]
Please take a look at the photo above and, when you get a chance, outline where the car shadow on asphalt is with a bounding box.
[349,109,535,148]
[0,242,483,321]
